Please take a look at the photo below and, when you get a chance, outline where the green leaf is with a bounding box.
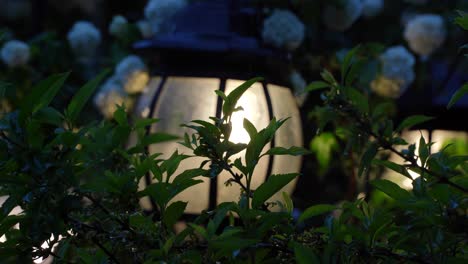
[66,69,110,123]
[215,90,227,101]
[298,204,336,223]
[372,159,412,179]
[310,132,338,174]
[320,69,337,85]
[223,77,263,117]
[371,179,412,201]
[252,173,299,208]
[455,10,468,30]
[243,118,257,139]
[358,143,378,177]
[282,192,294,215]
[305,81,330,92]
[263,146,310,156]
[141,133,179,146]
[341,45,361,84]
[188,223,207,239]
[447,83,468,109]
[245,118,288,174]
[419,134,429,165]
[345,87,369,114]
[113,105,128,126]
[396,115,434,132]
[0,215,24,236]
[294,242,320,264]
[134,118,159,129]
[34,107,64,126]
[19,72,70,123]
[32,72,70,113]
[163,201,187,228]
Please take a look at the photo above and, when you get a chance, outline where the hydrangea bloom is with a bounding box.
[362,0,384,18]
[109,15,128,38]
[115,55,150,94]
[67,21,101,58]
[289,71,307,106]
[404,14,446,57]
[144,0,187,35]
[262,9,305,51]
[0,40,30,68]
[371,46,415,98]
[137,20,154,39]
[93,77,132,119]
[323,0,362,31]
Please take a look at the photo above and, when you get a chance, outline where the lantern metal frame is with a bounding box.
[133,0,303,214]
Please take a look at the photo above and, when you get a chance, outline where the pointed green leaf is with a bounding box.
[371,179,412,201]
[223,77,263,117]
[372,159,412,179]
[263,146,310,156]
[358,143,378,177]
[252,173,299,209]
[298,204,336,223]
[163,201,187,228]
[341,45,360,84]
[66,69,110,123]
[305,81,330,92]
[243,118,257,139]
[447,83,468,109]
[396,115,434,132]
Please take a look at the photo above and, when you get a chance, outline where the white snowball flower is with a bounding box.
[115,55,150,94]
[371,46,415,98]
[0,40,30,68]
[323,0,363,31]
[404,14,446,57]
[262,9,305,51]
[67,21,101,58]
[144,0,187,34]
[361,0,384,18]
[93,77,132,119]
[109,15,128,38]
[289,71,308,106]
[137,20,154,39]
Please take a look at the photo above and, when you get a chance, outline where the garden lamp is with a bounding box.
[132,0,303,214]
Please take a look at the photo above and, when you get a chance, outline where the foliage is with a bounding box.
[0,5,467,264]
[0,59,467,262]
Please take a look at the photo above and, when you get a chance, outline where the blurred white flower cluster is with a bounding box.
[289,71,308,106]
[0,40,30,68]
[323,0,362,31]
[94,55,150,118]
[362,0,384,18]
[109,15,129,39]
[371,46,415,98]
[404,14,446,57]
[141,0,188,38]
[67,21,101,59]
[262,9,305,51]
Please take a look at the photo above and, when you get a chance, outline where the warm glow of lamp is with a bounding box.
[133,77,303,214]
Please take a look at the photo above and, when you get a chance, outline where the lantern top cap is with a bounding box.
[133,0,288,60]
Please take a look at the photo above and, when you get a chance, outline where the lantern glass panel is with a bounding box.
[146,77,219,213]
[267,84,303,202]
